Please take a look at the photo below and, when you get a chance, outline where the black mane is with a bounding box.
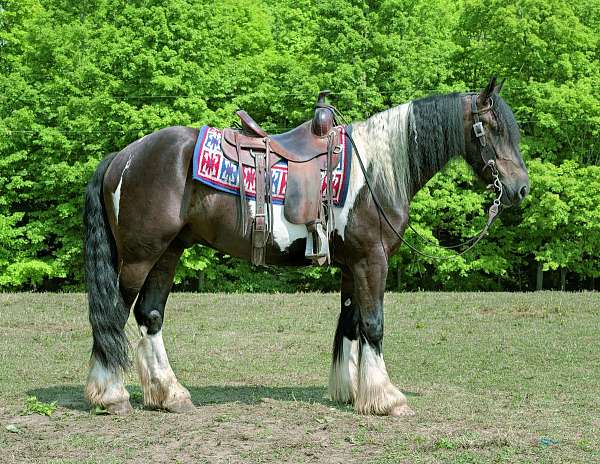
[405,92,519,192]
[407,93,465,189]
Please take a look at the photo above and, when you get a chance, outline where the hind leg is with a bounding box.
[85,357,133,414]
[134,241,193,413]
[85,259,157,415]
[86,241,173,414]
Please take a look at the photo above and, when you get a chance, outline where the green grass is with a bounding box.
[22,396,57,417]
[0,292,598,463]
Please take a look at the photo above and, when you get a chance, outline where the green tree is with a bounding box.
[0,0,598,291]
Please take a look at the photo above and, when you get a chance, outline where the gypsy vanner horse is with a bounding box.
[84,77,529,416]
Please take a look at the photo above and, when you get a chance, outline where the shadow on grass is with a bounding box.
[28,385,421,413]
[27,384,89,412]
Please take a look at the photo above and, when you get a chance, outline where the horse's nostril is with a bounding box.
[519,185,528,199]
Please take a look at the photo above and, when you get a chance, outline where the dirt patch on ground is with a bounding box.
[1,396,413,463]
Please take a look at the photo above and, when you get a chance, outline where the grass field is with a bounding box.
[0,292,598,463]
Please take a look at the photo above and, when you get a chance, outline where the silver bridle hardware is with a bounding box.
[473,121,486,142]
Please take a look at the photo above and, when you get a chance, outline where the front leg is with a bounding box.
[329,267,359,404]
[351,256,414,416]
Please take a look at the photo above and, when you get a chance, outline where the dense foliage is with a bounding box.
[1,0,598,291]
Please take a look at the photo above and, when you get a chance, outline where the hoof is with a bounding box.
[389,404,415,417]
[164,398,195,414]
[106,400,133,415]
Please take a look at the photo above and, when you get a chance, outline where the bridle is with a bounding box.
[470,92,503,226]
[323,92,505,260]
[471,93,498,168]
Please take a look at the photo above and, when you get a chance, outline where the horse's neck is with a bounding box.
[352,95,464,207]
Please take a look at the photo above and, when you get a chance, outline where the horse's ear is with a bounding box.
[478,76,497,105]
[494,78,505,94]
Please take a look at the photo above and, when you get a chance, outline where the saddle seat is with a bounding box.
[231,111,334,163]
[220,91,341,266]
[222,120,332,167]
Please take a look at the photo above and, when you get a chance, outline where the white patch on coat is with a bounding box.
[344,298,352,307]
[112,177,123,223]
[333,103,412,239]
[111,153,134,225]
[249,202,308,251]
[345,104,413,212]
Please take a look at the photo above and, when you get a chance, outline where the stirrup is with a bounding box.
[305,222,329,266]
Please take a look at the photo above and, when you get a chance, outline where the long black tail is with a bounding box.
[84,152,130,372]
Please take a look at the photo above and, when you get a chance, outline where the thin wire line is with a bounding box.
[0,87,545,100]
[0,119,593,135]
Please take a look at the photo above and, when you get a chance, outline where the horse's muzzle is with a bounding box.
[503,179,530,206]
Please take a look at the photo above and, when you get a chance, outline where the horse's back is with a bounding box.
[104,126,198,195]
[102,126,200,256]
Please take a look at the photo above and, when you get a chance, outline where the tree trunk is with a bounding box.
[560,268,567,291]
[198,271,205,292]
[536,263,543,291]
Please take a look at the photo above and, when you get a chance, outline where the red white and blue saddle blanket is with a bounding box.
[192,125,352,206]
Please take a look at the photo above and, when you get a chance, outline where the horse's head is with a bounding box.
[463,77,530,206]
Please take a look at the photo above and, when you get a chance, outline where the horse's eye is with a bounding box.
[488,114,499,132]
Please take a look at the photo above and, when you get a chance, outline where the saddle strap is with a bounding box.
[266,145,274,244]
[252,143,269,266]
[323,131,341,265]
[236,132,248,236]
[326,131,335,236]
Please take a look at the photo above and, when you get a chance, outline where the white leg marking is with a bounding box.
[355,342,413,415]
[85,356,130,410]
[136,328,192,411]
[329,337,359,404]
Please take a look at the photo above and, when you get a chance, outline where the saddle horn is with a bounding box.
[312,90,335,136]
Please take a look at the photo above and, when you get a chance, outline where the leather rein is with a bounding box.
[324,93,504,260]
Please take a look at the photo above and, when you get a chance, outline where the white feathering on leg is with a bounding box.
[136,328,192,411]
[329,337,359,403]
[85,356,130,408]
[354,342,410,415]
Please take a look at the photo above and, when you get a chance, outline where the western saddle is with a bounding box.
[221,90,343,266]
